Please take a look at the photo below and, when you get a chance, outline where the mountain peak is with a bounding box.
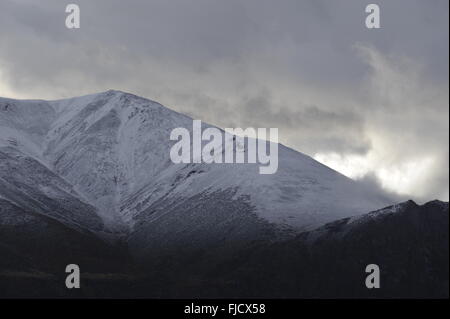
[0,91,393,235]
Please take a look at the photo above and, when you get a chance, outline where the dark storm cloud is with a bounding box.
[357,172,408,204]
[237,91,371,155]
[0,0,448,201]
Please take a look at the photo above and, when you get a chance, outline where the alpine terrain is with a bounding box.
[0,90,448,298]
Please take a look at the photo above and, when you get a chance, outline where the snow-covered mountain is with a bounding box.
[0,90,392,252]
[0,90,448,298]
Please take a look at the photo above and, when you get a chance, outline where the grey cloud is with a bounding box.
[356,172,408,204]
[237,92,372,155]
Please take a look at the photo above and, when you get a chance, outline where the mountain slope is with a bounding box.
[0,200,447,298]
[0,91,447,298]
[0,90,392,246]
[147,199,447,298]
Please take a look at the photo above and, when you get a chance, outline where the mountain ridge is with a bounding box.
[0,90,393,240]
[0,90,447,298]
[0,198,447,298]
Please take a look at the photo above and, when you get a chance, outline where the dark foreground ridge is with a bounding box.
[0,199,448,298]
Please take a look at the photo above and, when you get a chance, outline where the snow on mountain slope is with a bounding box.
[0,147,104,234]
[122,145,391,230]
[0,97,106,234]
[0,90,393,249]
[42,90,195,230]
[0,97,55,160]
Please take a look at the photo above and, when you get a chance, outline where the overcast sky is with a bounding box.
[0,0,448,201]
